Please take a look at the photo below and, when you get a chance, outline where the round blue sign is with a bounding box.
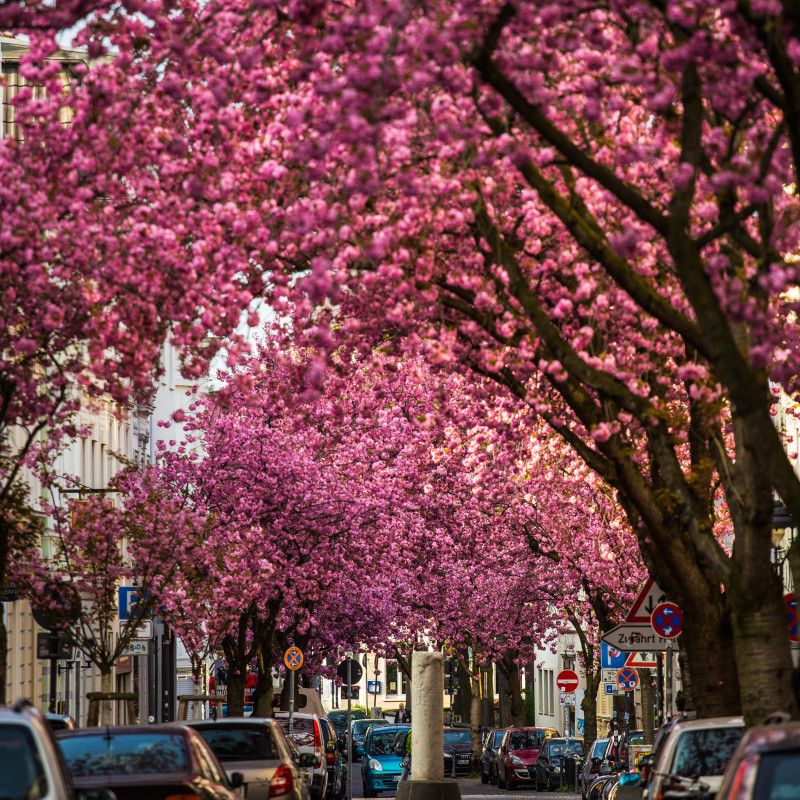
[651,602,682,638]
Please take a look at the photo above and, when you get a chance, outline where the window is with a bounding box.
[0,725,47,800]
[385,662,408,696]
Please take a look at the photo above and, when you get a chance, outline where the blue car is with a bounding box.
[361,724,410,797]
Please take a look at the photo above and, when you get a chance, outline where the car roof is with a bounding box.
[734,720,800,753]
[60,724,194,736]
[183,717,278,726]
[671,716,744,732]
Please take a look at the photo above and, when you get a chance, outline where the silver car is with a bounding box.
[642,716,745,800]
[0,699,114,800]
[274,711,328,800]
[184,717,314,800]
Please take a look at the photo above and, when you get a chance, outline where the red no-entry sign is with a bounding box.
[556,669,579,692]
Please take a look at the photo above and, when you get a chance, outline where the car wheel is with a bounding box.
[497,771,506,789]
[535,773,545,792]
[481,766,489,785]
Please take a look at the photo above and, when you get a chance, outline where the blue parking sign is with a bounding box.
[601,643,627,669]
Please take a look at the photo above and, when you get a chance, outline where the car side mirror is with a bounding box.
[299,752,317,767]
[326,740,336,754]
[229,772,244,789]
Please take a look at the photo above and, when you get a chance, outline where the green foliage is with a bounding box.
[522,689,536,726]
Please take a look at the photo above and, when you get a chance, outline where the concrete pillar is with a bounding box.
[396,651,461,800]
[411,652,444,781]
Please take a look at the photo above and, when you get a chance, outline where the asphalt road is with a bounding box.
[346,768,582,800]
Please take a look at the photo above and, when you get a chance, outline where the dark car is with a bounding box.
[328,710,366,752]
[183,717,315,800]
[319,716,343,800]
[58,724,243,800]
[443,728,472,777]
[715,716,800,800]
[496,726,558,788]
[480,728,506,784]
[579,738,610,800]
[534,737,584,791]
[348,718,390,759]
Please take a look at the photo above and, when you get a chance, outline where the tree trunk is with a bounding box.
[730,571,799,724]
[498,651,526,727]
[470,652,483,773]
[639,669,654,745]
[454,655,472,723]
[100,669,113,726]
[581,673,599,752]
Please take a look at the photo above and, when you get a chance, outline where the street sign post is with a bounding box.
[284,647,304,740]
[556,669,579,692]
[616,667,639,691]
[601,623,677,651]
[651,602,683,638]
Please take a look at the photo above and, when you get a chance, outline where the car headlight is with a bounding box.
[368,759,383,771]
[509,755,525,766]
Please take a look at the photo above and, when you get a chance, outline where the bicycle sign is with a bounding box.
[284,647,304,670]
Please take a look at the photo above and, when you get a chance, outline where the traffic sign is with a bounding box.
[651,602,682,638]
[122,639,150,656]
[787,593,797,643]
[625,651,659,668]
[556,669,579,692]
[36,632,72,659]
[601,623,677,651]
[601,643,627,669]
[604,683,615,695]
[284,647,304,670]
[616,667,638,691]
[337,658,363,685]
[559,692,576,706]
[625,578,669,624]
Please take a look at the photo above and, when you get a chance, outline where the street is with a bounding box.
[347,769,582,800]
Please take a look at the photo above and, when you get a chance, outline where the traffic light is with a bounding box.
[444,659,459,694]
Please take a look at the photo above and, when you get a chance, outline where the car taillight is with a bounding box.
[271,764,294,798]
[314,723,322,766]
[327,750,336,764]
[728,756,758,800]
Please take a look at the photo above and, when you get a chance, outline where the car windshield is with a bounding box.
[509,731,541,750]
[194,726,277,762]
[670,727,744,777]
[591,739,609,758]
[368,730,407,756]
[0,724,47,800]
[354,720,387,736]
[444,731,471,745]
[329,711,365,732]
[277,718,316,749]
[59,731,190,776]
[753,751,800,798]
[550,740,583,757]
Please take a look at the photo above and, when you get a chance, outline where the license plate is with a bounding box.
[393,776,401,782]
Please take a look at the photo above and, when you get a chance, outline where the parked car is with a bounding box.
[318,716,343,800]
[639,716,745,800]
[535,737,584,791]
[347,717,390,759]
[496,726,558,788]
[443,728,472,777]
[58,723,243,800]
[328,709,366,752]
[0,699,114,800]
[45,712,76,732]
[275,711,328,800]
[480,728,506,784]
[579,738,610,799]
[360,724,410,797]
[183,717,315,800]
[715,716,800,800]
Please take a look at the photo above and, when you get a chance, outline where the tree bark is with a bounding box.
[498,651,526,727]
[639,669,654,745]
[470,651,483,773]
[100,670,113,726]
